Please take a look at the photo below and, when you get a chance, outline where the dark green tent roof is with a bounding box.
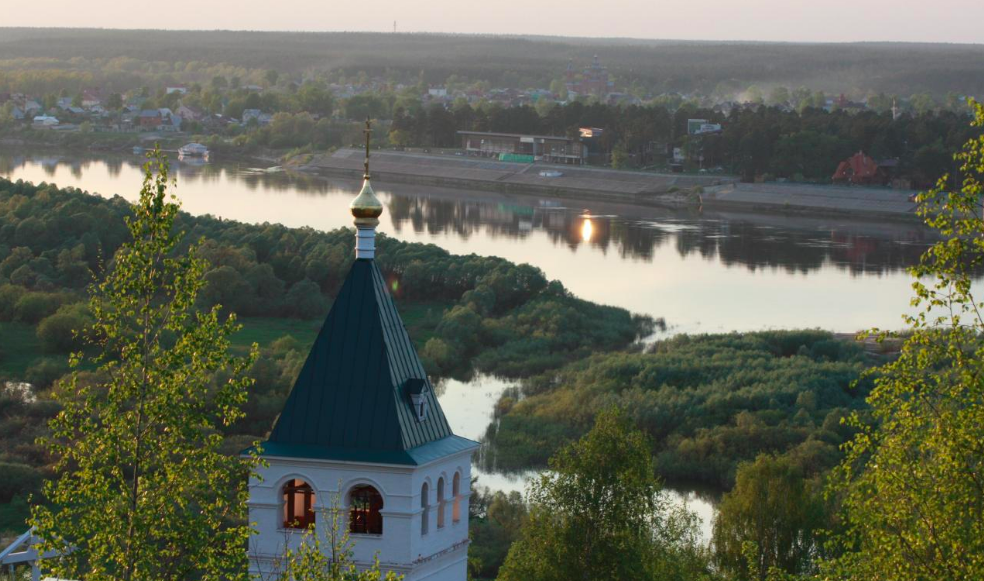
[260,259,473,466]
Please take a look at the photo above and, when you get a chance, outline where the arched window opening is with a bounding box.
[437,477,446,529]
[349,485,384,535]
[420,482,429,535]
[452,472,461,524]
[282,479,315,529]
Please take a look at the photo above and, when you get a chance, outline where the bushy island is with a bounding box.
[483,330,875,489]
[0,176,650,534]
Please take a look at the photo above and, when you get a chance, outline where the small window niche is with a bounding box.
[405,378,429,422]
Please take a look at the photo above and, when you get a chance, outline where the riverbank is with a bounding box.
[303,148,922,221]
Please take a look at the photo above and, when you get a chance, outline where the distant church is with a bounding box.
[248,122,477,580]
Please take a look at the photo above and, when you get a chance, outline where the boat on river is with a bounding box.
[178,143,210,161]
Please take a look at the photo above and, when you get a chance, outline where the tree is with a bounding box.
[106,93,123,111]
[712,454,827,580]
[498,409,710,581]
[767,87,790,108]
[285,278,328,319]
[826,100,984,580]
[910,92,937,115]
[611,142,629,169]
[30,149,260,581]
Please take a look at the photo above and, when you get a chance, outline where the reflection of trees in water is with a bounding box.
[0,150,940,276]
[0,150,336,196]
[386,193,934,275]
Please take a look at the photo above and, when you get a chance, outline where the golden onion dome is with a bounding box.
[350,177,383,223]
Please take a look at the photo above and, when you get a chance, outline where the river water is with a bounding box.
[0,150,942,541]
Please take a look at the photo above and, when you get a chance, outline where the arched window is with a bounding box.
[282,479,315,529]
[349,485,384,535]
[452,472,461,524]
[437,477,445,529]
[421,482,429,535]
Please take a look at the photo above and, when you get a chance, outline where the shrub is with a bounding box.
[37,303,91,353]
[25,357,70,389]
[13,292,64,324]
[0,284,26,321]
[0,462,41,503]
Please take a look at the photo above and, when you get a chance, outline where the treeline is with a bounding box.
[390,100,976,185]
[482,330,872,489]
[4,29,984,96]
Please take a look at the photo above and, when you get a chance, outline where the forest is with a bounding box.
[3,28,984,96]
[0,176,649,535]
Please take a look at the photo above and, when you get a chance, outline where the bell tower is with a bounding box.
[247,119,477,581]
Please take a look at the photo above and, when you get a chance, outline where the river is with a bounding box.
[0,149,941,541]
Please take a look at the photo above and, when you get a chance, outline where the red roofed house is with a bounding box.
[832,151,887,186]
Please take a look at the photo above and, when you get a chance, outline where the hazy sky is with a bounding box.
[4,0,981,44]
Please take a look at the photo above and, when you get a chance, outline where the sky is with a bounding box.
[2,0,981,44]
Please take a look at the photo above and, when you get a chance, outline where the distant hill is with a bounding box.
[1,28,983,96]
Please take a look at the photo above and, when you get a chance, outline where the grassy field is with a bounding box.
[232,301,446,354]
[395,300,445,348]
[0,321,43,378]
[232,317,323,351]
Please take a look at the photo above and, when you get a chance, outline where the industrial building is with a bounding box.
[457,130,587,165]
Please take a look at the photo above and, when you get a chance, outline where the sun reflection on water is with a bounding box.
[581,215,594,243]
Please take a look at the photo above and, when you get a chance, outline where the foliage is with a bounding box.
[484,330,870,488]
[825,100,984,580]
[29,150,260,581]
[467,487,527,580]
[0,462,41,504]
[712,454,828,580]
[498,409,712,581]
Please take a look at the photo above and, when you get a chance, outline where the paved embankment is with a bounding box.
[305,149,922,220]
[702,182,920,220]
[306,148,731,200]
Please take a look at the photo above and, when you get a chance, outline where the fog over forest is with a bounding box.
[2,28,983,96]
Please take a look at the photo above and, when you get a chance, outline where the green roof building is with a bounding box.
[248,121,477,581]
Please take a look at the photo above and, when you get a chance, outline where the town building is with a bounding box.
[31,115,59,128]
[138,109,162,129]
[832,151,889,185]
[242,108,273,126]
[81,89,102,108]
[248,125,477,581]
[565,54,614,98]
[176,104,205,122]
[687,119,723,136]
[458,130,587,164]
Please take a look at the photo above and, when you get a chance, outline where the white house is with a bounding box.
[32,115,59,128]
[247,134,477,581]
